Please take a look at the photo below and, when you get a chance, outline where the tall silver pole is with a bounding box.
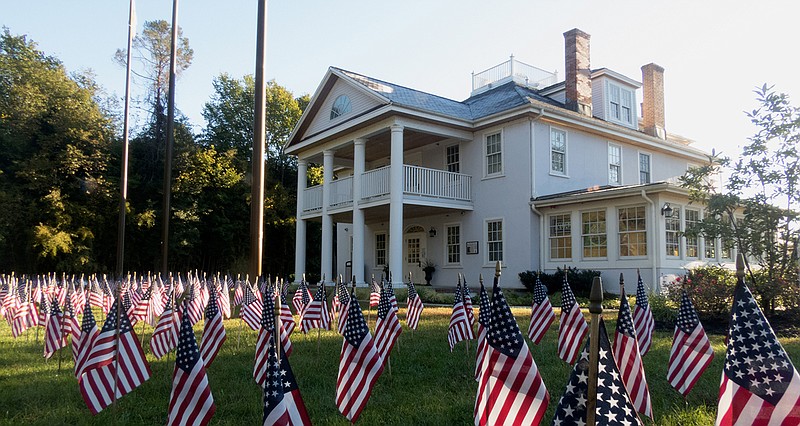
[250,0,268,280]
[161,0,179,275]
[116,0,135,277]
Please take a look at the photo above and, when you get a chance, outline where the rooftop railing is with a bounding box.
[472,55,558,94]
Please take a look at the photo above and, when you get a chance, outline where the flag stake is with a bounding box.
[586,276,604,426]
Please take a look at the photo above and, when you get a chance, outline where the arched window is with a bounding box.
[330,95,351,119]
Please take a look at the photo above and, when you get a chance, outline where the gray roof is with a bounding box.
[337,68,563,121]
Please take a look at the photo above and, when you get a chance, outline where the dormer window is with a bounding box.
[330,95,351,119]
[608,83,634,126]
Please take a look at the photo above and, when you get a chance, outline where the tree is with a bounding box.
[0,29,116,272]
[681,84,800,313]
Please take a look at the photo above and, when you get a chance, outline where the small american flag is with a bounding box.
[167,301,216,426]
[11,288,37,338]
[374,280,402,360]
[200,285,226,368]
[474,280,491,381]
[44,298,65,359]
[474,272,549,425]
[334,278,350,335]
[74,298,99,378]
[715,275,800,425]
[150,295,179,360]
[79,300,151,415]
[405,280,424,331]
[336,292,384,423]
[233,279,244,307]
[185,281,205,326]
[527,273,555,345]
[369,279,382,308]
[254,289,293,386]
[447,282,474,352]
[262,340,311,426]
[462,278,475,325]
[552,318,643,425]
[668,290,714,396]
[279,288,296,336]
[300,282,330,333]
[130,285,153,325]
[292,280,311,314]
[633,272,655,356]
[240,283,262,331]
[218,278,231,319]
[613,288,653,418]
[63,300,81,364]
[557,274,588,364]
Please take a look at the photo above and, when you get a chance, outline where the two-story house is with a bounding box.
[284,28,735,293]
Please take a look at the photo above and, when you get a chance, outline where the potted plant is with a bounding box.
[422,259,437,285]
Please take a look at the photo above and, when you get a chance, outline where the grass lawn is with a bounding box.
[1,302,799,425]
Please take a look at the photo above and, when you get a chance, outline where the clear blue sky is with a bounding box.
[5,0,800,159]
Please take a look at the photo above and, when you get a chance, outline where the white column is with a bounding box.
[321,150,334,284]
[352,138,366,286]
[389,124,404,287]
[294,159,308,283]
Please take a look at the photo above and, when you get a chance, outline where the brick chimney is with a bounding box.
[641,63,666,139]
[564,28,592,116]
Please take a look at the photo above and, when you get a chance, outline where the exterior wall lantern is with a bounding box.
[428,227,437,238]
[661,202,674,218]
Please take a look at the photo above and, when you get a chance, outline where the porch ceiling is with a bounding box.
[303,128,451,165]
[322,203,470,224]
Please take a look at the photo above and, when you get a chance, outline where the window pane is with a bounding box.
[550,129,567,174]
[685,209,699,257]
[619,206,647,257]
[549,214,572,260]
[375,233,387,266]
[486,133,502,175]
[581,210,607,258]
[609,145,621,185]
[487,220,503,262]
[446,225,461,264]
[639,153,651,184]
[665,208,681,257]
[446,145,460,174]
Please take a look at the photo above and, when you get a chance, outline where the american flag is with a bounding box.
[300,282,330,333]
[200,286,226,368]
[715,275,800,425]
[44,298,65,359]
[336,292,384,423]
[63,300,81,364]
[150,295,180,360]
[218,278,231,319]
[11,288,37,338]
[474,280,491,381]
[167,301,216,426]
[185,281,205,326]
[263,340,290,426]
[130,285,153,326]
[262,340,311,426]
[448,282,474,351]
[255,290,293,386]
[37,291,49,327]
[79,300,151,415]
[122,286,136,326]
[552,318,643,426]
[405,279,424,331]
[74,298,99,378]
[369,278,381,308]
[332,277,345,316]
[633,272,655,357]
[668,290,714,396]
[462,277,475,325]
[233,279,244,307]
[613,288,653,418]
[240,283,262,331]
[557,274,588,364]
[334,278,350,335]
[293,280,311,314]
[70,281,86,316]
[89,279,103,309]
[279,288,296,336]
[374,280,402,360]
[474,272,549,425]
[527,273,555,345]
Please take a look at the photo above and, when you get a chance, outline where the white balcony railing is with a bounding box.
[302,186,322,212]
[301,165,471,213]
[329,176,353,208]
[362,166,391,200]
[403,165,471,201]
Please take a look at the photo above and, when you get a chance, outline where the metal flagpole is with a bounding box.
[116,0,135,277]
[586,276,604,426]
[160,0,179,275]
[249,0,268,280]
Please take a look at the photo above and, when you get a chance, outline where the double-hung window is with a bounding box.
[608,83,635,126]
[446,224,461,265]
[485,133,502,176]
[581,210,607,258]
[445,144,460,174]
[550,128,567,175]
[639,153,651,184]
[375,233,387,266]
[619,206,647,257]
[486,219,503,263]
[665,208,681,257]
[549,214,572,260]
[609,143,622,185]
[685,209,700,258]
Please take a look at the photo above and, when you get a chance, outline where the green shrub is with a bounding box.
[665,265,734,320]
[518,267,601,298]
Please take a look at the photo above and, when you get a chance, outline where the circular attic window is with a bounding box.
[330,95,352,119]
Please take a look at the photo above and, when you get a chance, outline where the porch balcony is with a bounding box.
[301,164,472,217]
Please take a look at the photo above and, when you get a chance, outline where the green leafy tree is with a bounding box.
[681,84,800,313]
[0,29,116,272]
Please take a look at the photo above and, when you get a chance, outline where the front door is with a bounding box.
[403,227,427,284]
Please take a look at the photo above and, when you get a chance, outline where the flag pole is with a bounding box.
[112,281,124,408]
[116,0,135,277]
[586,276,604,426]
[249,0,268,281]
[160,0,179,275]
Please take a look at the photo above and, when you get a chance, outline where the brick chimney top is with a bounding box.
[564,29,592,116]
[641,63,666,139]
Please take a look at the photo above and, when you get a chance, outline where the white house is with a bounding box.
[284,28,735,293]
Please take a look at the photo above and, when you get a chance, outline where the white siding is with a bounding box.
[591,78,606,120]
[302,79,384,139]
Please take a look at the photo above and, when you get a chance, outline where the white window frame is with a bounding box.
[548,213,572,261]
[550,127,568,177]
[618,205,648,258]
[444,143,460,174]
[484,218,504,265]
[665,205,681,258]
[607,82,635,126]
[444,223,461,266]
[581,209,608,259]
[684,208,700,258]
[638,151,652,184]
[608,142,622,185]
[374,232,387,267]
[483,130,504,178]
